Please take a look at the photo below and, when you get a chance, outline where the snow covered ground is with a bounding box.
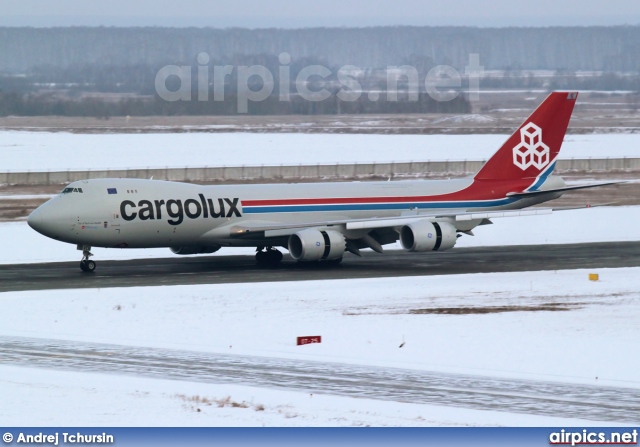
[1,268,639,426]
[0,364,595,427]
[1,131,639,171]
[2,205,639,265]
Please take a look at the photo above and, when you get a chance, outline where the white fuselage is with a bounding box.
[27,176,563,250]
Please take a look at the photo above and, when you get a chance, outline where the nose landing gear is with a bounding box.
[255,246,284,267]
[78,245,96,273]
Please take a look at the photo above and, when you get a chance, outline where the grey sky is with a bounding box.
[1,0,639,28]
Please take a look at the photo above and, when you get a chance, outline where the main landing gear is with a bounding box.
[79,245,96,273]
[255,246,283,267]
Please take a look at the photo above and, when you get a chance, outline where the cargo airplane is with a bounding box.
[28,92,614,272]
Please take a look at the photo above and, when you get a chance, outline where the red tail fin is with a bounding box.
[474,92,577,181]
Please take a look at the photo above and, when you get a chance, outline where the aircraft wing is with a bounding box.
[229,207,554,236]
[228,202,615,237]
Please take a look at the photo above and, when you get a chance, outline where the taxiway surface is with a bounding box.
[1,241,639,292]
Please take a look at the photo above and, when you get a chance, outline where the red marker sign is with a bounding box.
[297,336,321,346]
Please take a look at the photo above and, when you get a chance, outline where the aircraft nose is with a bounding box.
[27,208,44,233]
[28,200,73,241]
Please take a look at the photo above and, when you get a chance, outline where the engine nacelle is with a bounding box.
[170,245,221,255]
[400,220,457,252]
[288,229,346,262]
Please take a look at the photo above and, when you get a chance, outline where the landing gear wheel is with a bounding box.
[78,245,96,273]
[256,250,268,265]
[267,249,283,264]
[255,247,283,267]
[80,259,96,272]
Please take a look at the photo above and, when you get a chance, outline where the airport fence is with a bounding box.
[1,158,639,186]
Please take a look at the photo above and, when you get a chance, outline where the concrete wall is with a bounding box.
[1,158,638,186]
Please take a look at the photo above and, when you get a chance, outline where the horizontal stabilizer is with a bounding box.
[506,182,623,198]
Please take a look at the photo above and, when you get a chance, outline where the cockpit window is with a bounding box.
[61,187,84,194]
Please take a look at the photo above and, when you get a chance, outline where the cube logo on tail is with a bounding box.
[512,123,550,171]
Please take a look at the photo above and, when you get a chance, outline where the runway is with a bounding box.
[1,241,639,292]
[1,335,638,423]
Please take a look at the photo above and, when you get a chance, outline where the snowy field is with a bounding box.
[0,365,590,427]
[2,205,639,265]
[1,132,639,171]
[1,268,639,426]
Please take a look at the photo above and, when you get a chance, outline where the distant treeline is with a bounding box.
[3,67,639,97]
[1,26,639,117]
[0,91,471,117]
[1,26,640,72]
[482,70,640,91]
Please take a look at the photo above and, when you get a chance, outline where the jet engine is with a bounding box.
[170,245,221,255]
[400,220,457,252]
[288,229,346,261]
